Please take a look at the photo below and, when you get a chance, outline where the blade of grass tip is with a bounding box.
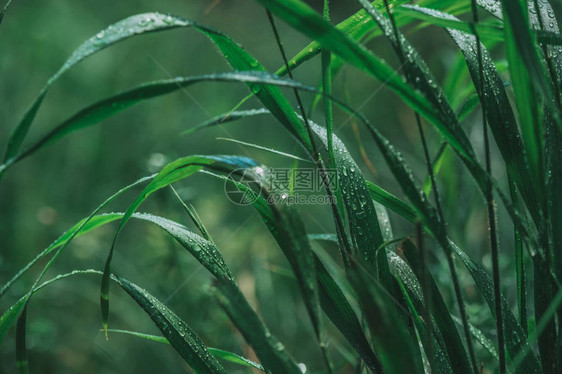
[115,276,226,373]
[215,137,313,163]
[102,329,265,370]
[2,13,194,165]
[170,186,213,241]
[366,181,418,224]
[182,108,271,136]
[0,215,118,299]
[470,1,505,372]
[1,72,306,176]
[100,155,257,337]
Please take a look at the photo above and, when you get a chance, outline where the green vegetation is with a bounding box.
[1,0,562,372]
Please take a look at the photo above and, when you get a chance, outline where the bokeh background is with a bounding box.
[2,0,559,373]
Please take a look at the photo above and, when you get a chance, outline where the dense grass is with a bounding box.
[1,0,562,373]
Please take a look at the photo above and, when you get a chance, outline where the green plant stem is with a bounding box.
[470,1,505,372]
[266,10,335,374]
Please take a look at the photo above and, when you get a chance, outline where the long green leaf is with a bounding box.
[104,329,264,371]
[212,280,302,373]
[3,13,193,162]
[115,276,226,374]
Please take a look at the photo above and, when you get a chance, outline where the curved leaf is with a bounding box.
[3,13,193,162]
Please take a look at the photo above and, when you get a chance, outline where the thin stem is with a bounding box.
[470,1,505,372]
[265,10,353,264]
[265,10,318,157]
[266,10,337,374]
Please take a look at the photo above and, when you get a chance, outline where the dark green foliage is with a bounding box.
[1,1,562,373]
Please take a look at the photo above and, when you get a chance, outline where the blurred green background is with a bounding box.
[0,0,541,372]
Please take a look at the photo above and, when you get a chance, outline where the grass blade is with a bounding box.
[399,4,540,225]
[3,13,193,163]
[100,155,259,335]
[212,280,302,373]
[348,265,424,374]
[388,250,453,373]
[106,329,265,371]
[215,173,382,371]
[115,277,226,374]
[401,238,474,373]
